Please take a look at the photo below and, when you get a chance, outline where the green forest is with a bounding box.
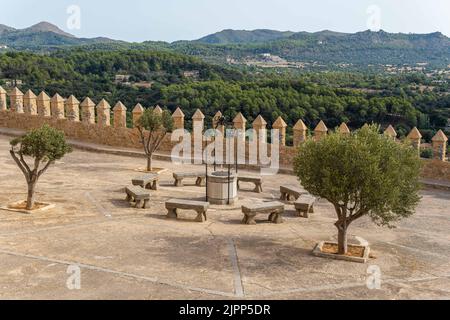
[0,49,449,144]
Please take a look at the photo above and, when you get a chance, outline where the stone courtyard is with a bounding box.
[0,134,449,300]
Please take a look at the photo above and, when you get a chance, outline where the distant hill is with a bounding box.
[0,21,117,48]
[22,21,76,38]
[195,29,295,44]
[264,29,450,66]
[0,24,15,35]
[180,29,450,68]
[1,23,449,69]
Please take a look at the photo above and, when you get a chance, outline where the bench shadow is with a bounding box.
[159,182,177,187]
[160,196,207,202]
[235,219,280,226]
[221,218,290,226]
[144,212,206,224]
[237,188,260,194]
[109,198,131,209]
[284,208,302,218]
[159,182,205,188]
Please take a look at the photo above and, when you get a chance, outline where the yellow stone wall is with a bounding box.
[0,87,449,181]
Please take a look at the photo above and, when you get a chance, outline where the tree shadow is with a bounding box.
[109,198,132,209]
[150,234,321,278]
[144,213,205,224]
[420,188,450,201]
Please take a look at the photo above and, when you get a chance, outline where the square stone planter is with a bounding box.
[1,201,55,214]
[312,241,370,263]
[135,167,168,174]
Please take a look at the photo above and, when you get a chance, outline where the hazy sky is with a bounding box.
[1,0,449,42]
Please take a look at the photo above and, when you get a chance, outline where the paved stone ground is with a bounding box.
[0,135,449,300]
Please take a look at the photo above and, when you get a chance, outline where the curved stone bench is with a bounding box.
[280,185,308,201]
[237,176,263,193]
[173,172,206,187]
[165,199,209,222]
[241,201,284,225]
[132,173,159,190]
[125,185,150,209]
[294,195,317,218]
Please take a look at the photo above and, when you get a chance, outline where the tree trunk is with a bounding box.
[146,155,153,172]
[26,180,37,210]
[337,223,348,255]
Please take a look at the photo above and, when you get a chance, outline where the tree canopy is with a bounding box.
[294,125,421,254]
[137,108,174,171]
[10,125,72,210]
[1,50,448,140]
[11,124,72,162]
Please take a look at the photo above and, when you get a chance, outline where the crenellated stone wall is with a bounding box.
[421,159,450,182]
[0,111,144,148]
[0,86,449,178]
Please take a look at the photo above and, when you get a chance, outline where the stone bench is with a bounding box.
[237,176,263,193]
[280,185,308,201]
[125,185,150,209]
[173,172,206,187]
[295,195,317,218]
[132,173,159,190]
[165,199,210,222]
[241,201,284,225]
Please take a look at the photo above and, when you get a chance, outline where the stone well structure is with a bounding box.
[207,171,238,205]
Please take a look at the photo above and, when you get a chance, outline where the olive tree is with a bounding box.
[294,125,421,255]
[10,125,72,210]
[137,108,174,172]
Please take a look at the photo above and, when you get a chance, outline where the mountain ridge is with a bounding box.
[184,28,450,68]
[0,24,16,35]
[23,21,75,38]
[194,28,449,44]
[195,29,295,44]
[1,22,448,47]
[0,21,76,37]
[0,21,116,47]
[1,23,449,68]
